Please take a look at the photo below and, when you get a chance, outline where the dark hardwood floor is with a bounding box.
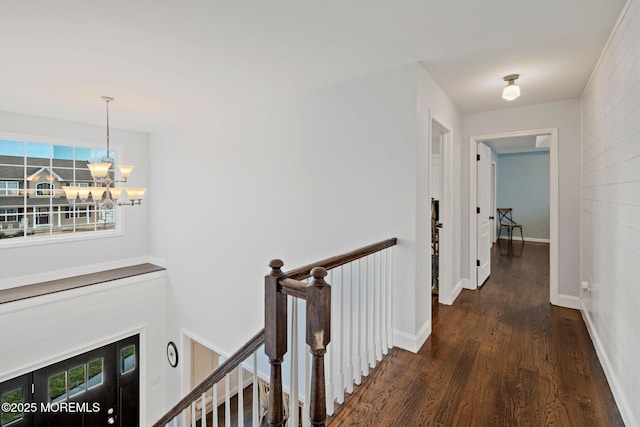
[328,242,624,426]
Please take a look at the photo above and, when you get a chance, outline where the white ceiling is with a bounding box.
[0,0,627,133]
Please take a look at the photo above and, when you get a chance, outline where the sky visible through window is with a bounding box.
[0,140,111,162]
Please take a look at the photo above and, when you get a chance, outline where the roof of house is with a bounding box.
[0,155,94,182]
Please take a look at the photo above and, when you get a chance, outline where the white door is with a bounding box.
[477,142,492,286]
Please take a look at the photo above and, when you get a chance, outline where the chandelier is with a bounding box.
[62,97,146,207]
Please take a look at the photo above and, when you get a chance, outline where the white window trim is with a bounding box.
[0,181,19,196]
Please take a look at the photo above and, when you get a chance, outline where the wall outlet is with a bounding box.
[581,280,591,292]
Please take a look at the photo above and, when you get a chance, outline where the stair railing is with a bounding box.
[153,237,397,427]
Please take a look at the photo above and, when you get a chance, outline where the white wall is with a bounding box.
[0,111,151,285]
[463,99,581,297]
[150,63,464,408]
[496,151,551,240]
[0,272,167,425]
[580,1,639,424]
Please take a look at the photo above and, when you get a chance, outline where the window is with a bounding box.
[120,345,136,374]
[0,209,18,222]
[1,387,24,426]
[64,206,89,219]
[87,359,103,389]
[35,207,50,226]
[48,372,67,403]
[0,181,19,196]
[0,137,120,242]
[35,182,55,196]
[68,365,86,398]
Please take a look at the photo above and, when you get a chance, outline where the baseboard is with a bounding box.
[461,278,474,290]
[452,279,464,302]
[498,236,550,243]
[0,256,155,290]
[581,301,634,426]
[438,279,464,305]
[393,321,431,353]
[557,294,581,310]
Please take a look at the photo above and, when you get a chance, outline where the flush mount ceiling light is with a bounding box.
[62,97,146,207]
[502,74,521,101]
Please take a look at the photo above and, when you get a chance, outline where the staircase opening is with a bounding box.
[154,238,398,427]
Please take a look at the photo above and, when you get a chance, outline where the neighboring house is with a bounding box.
[0,155,114,238]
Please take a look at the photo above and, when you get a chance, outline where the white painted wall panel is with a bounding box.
[0,272,167,425]
[580,2,640,425]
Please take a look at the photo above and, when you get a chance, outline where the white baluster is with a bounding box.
[212,383,219,427]
[369,254,377,369]
[201,393,208,427]
[362,256,370,376]
[180,409,187,427]
[381,249,388,355]
[387,247,394,350]
[345,263,354,394]
[336,266,345,404]
[290,296,299,427]
[354,258,362,385]
[238,367,244,427]
[225,374,231,427]
[191,401,196,427]
[252,353,259,427]
[376,251,383,362]
[304,343,312,425]
[326,271,335,412]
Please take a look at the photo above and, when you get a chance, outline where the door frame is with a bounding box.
[468,128,558,305]
[491,160,497,243]
[476,142,492,287]
[430,115,454,305]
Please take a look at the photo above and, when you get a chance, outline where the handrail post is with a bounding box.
[306,267,331,427]
[265,259,287,427]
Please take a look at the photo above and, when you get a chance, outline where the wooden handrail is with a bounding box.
[279,277,309,299]
[152,329,265,427]
[284,238,398,281]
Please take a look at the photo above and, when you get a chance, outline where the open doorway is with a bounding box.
[181,334,254,425]
[430,116,455,306]
[469,128,559,304]
[431,124,443,297]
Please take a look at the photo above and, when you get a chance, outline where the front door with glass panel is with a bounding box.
[0,335,138,427]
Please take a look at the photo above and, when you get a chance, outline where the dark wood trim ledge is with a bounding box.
[0,263,166,305]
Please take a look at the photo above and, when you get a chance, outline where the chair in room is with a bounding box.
[497,208,524,243]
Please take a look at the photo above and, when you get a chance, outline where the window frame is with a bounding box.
[0,131,126,248]
[35,182,55,197]
[0,208,18,222]
[0,181,19,196]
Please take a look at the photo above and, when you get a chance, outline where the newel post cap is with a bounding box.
[310,267,327,283]
[269,259,284,271]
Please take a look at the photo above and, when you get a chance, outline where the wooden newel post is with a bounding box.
[306,267,331,427]
[265,259,288,427]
